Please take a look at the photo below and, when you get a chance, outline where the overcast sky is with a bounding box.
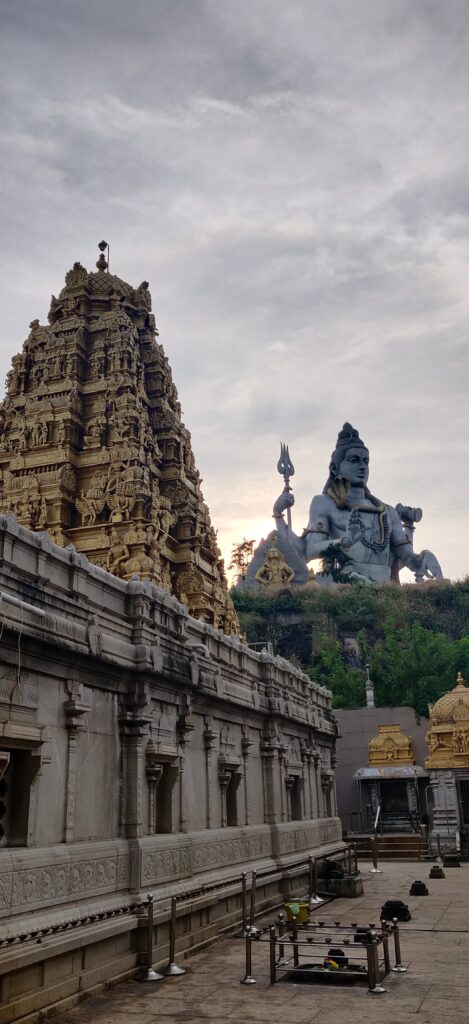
[1,0,468,582]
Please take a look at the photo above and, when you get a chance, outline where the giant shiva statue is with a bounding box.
[266,423,442,586]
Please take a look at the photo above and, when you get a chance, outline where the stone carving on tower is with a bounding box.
[0,245,238,635]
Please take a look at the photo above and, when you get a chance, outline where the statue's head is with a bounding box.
[324,423,370,504]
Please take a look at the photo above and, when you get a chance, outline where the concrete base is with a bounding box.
[315,875,364,898]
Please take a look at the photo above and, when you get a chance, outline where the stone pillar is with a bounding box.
[429,771,460,853]
[145,742,163,835]
[63,681,90,843]
[313,754,322,817]
[330,753,339,818]
[126,731,146,839]
[261,726,281,825]
[203,717,217,830]
[119,682,152,840]
[177,696,194,834]
[304,753,313,819]
[218,769,230,828]
[406,778,419,829]
[241,732,253,826]
[178,757,186,833]
[285,775,294,822]
[27,750,49,848]
[278,743,287,823]
[301,756,308,819]
[302,751,310,819]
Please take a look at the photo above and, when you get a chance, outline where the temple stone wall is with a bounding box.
[0,515,342,1021]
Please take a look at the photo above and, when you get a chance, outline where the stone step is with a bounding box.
[350,833,426,861]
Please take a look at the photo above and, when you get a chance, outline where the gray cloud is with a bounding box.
[1,0,469,580]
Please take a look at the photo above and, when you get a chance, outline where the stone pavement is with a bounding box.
[58,860,469,1024]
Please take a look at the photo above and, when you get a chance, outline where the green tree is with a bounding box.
[228,538,255,583]
[308,635,365,708]
[231,578,469,715]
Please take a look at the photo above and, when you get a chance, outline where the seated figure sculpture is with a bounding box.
[272,423,442,584]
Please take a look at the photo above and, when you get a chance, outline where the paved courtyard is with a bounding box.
[59,859,469,1024]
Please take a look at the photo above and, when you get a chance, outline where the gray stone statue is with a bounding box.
[273,423,442,584]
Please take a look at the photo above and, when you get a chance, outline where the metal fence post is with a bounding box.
[391,919,407,973]
[269,926,277,985]
[164,896,186,976]
[366,932,386,994]
[371,936,386,993]
[234,871,248,937]
[381,920,391,974]
[366,934,376,992]
[138,894,164,983]
[249,871,257,927]
[241,926,256,984]
[292,916,299,968]
[276,911,288,966]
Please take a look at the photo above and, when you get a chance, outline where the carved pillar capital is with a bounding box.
[203,716,217,753]
[64,680,90,731]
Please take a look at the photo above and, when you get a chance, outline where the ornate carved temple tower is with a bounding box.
[0,246,238,634]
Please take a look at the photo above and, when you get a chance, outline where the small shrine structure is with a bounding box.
[353,723,428,832]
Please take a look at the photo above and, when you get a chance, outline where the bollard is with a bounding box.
[365,933,376,991]
[380,921,391,974]
[391,919,407,973]
[241,926,256,984]
[371,935,386,993]
[269,926,277,985]
[366,932,386,994]
[138,894,164,982]
[276,911,288,966]
[292,916,299,968]
[249,871,257,927]
[370,834,382,874]
[163,896,186,976]
[353,843,358,876]
[234,872,248,937]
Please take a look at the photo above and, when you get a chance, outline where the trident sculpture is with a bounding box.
[277,443,295,532]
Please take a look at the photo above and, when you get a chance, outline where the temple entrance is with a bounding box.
[353,765,428,833]
[380,780,410,829]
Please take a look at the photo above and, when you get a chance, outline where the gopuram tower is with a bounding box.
[0,245,238,635]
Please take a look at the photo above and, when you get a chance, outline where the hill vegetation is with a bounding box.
[231,580,469,716]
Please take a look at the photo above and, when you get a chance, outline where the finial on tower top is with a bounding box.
[96,240,109,272]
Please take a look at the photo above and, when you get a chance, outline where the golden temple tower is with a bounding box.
[0,246,238,635]
[425,673,469,768]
